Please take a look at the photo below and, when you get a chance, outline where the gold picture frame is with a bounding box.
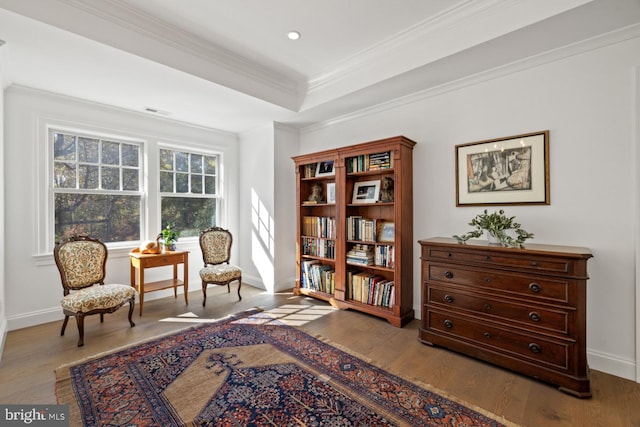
[455,131,550,206]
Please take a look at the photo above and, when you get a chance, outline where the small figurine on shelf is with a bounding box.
[379,176,394,202]
[306,182,324,204]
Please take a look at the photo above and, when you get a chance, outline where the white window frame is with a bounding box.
[158,144,222,241]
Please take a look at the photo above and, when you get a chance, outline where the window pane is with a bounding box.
[160,149,173,171]
[78,165,99,189]
[205,175,216,194]
[204,156,216,174]
[55,193,140,243]
[54,133,76,161]
[101,166,120,190]
[176,152,189,172]
[191,174,202,194]
[123,169,139,191]
[78,137,99,163]
[176,173,189,193]
[161,197,216,238]
[102,141,120,165]
[160,171,174,192]
[190,154,202,173]
[122,144,139,167]
[54,162,76,188]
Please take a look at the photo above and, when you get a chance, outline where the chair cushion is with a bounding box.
[61,284,136,313]
[199,264,241,283]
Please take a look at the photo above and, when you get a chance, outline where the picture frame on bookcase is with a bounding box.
[326,182,336,204]
[378,222,395,243]
[352,180,380,204]
[316,160,335,177]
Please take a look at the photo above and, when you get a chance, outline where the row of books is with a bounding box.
[302,216,336,238]
[302,237,335,259]
[375,245,394,268]
[347,216,377,241]
[300,260,335,294]
[347,270,395,308]
[301,163,317,178]
[346,151,392,173]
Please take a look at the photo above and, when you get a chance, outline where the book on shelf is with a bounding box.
[347,216,377,241]
[346,243,374,265]
[303,216,336,238]
[302,237,335,259]
[302,163,317,178]
[346,151,393,173]
[300,260,334,294]
[346,272,395,308]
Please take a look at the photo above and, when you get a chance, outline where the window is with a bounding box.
[52,130,142,243]
[159,148,219,237]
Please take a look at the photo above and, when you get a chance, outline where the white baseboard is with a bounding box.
[588,348,637,382]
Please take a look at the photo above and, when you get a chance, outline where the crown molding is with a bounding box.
[61,0,300,95]
[303,0,593,109]
[301,22,640,134]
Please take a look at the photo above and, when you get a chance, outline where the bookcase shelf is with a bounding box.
[292,136,415,327]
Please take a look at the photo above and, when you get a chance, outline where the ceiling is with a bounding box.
[0,0,639,133]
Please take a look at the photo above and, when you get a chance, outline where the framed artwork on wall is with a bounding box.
[455,130,550,206]
[326,182,336,204]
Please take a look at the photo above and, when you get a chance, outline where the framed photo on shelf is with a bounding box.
[316,160,335,177]
[455,130,550,206]
[352,180,380,204]
[326,182,336,204]
[378,222,395,243]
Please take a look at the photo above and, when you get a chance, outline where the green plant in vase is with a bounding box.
[160,222,180,251]
[453,209,534,248]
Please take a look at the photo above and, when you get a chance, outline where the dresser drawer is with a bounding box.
[427,286,570,335]
[427,264,569,304]
[141,255,177,268]
[425,309,570,370]
[425,247,571,275]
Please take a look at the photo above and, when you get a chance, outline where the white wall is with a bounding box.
[297,35,640,380]
[238,123,297,292]
[3,86,240,330]
[0,44,7,359]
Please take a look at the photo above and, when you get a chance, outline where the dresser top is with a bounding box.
[419,237,593,258]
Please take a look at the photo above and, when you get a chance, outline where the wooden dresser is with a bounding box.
[418,237,593,398]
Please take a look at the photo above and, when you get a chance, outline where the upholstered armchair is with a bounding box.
[53,235,136,347]
[199,227,242,306]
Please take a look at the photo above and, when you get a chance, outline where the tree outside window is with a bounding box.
[52,131,141,243]
[159,148,218,238]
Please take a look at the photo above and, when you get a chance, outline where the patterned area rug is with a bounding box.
[56,309,515,426]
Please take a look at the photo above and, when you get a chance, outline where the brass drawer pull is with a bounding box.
[531,261,539,267]
[528,343,542,353]
[529,283,541,293]
[484,303,492,311]
[444,271,454,279]
[529,312,541,322]
[444,295,454,303]
[444,319,453,329]
[484,332,492,338]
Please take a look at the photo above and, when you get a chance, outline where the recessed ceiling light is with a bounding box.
[287,31,301,40]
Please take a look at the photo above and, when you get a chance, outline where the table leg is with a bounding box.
[183,255,189,305]
[137,265,145,316]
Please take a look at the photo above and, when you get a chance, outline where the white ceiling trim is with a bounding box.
[301,0,595,111]
[300,22,640,134]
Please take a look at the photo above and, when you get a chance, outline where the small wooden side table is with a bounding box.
[129,249,189,316]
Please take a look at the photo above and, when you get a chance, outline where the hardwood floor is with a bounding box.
[1,285,638,427]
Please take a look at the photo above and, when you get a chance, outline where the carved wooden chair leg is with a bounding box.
[227,284,230,293]
[128,299,136,327]
[237,277,242,301]
[75,315,85,347]
[100,313,104,323]
[61,315,69,336]
[202,281,207,307]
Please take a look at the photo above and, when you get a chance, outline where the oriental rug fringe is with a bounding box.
[56,309,516,426]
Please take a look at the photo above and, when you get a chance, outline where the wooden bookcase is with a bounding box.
[292,136,416,327]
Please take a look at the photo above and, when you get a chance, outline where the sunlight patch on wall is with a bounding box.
[251,188,275,290]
